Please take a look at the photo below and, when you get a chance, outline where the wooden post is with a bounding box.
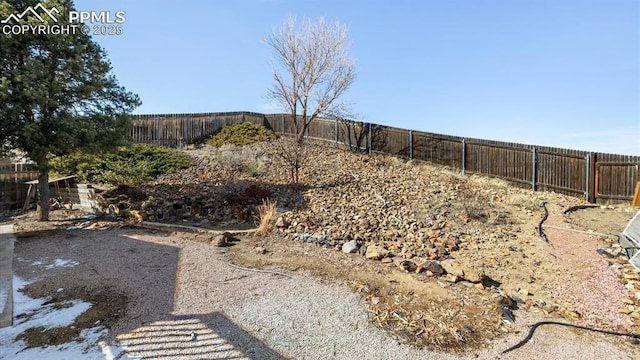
[594,163,600,202]
[409,130,413,160]
[462,138,466,174]
[588,152,596,203]
[281,114,285,134]
[155,116,161,145]
[305,115,309,138]
[632,181,640,207]
[532,147,537,191]
[368,123,372,155]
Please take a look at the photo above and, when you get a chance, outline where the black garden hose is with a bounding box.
[537,201,549,243]
[503,201,640,353]
[502,321,640,354]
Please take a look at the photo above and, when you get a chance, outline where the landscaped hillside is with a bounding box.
[89,138,640,351]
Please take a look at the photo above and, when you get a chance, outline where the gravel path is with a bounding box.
[10,227,638,360]
[543,203,631,327]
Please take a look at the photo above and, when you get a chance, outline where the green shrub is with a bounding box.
[49,143,192,186]
[207,122,277,147]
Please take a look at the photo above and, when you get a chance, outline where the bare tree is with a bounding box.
[266,16,356,183]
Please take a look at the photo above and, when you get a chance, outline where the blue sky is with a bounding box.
[74,0,639,155]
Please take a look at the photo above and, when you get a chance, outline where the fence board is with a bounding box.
[411,132,463,169]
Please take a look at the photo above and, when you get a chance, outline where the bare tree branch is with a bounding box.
[266,16,356,183]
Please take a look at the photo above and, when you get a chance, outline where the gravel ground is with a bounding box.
[544,203,630,327]
[9,226,638,360]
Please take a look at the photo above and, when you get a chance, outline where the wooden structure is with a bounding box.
[130,112,640,204]
[23,175,77,210]
[633,182,640,207]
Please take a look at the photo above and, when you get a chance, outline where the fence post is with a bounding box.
[368,123,372,154]
[335,118,339,145]
[409,130,413,160]
[462,138,466,174]
[184,115,191,147]
[281,114,285,134]
[588,152,597,203]
[585,153,590,202]
[532,147,537,191]
[155,116,161,145]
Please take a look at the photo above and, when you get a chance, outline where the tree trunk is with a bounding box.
[35,154,50,221]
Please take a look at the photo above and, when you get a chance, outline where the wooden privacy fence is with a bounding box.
[133,112,640,204]
[0,162,38,210]
[131,112,266,147]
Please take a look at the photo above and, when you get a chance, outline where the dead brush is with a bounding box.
[459,181,510,225]
[255,198,277,236]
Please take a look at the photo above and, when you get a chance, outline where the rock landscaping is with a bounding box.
[80,139,640,351]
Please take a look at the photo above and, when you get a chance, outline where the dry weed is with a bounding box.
[255,198,277,236]
[505,193,543,210]
[440,167,467,181]
[468,173,510,188]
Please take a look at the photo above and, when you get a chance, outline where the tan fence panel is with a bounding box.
[412,132,463,169]
[596,152,640,202]
[465,140,533,186]
[536,148,587,197]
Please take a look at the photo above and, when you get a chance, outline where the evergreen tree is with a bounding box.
[0,0,140,220]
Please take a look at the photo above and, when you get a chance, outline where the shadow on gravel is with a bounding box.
[12,227,288,359]
[117,313,288,360]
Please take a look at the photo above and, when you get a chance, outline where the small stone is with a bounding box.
[518,288,530,296]
[275,216,290,228]
[619,307,633,315]
[498,295,517,310]
[417,260,446,275]
[212,232,235,247]
[443,273,459,283]
[212,234,227,247]
[381,257,394,264]
[255,246,267,254]
[440,259,484,283]
[474,283,485,290]
[342,240,359,254]
[502,308,515,324]
[365,245,389,260]
[398,260,417,272]
[623,298,636,305]
[559,307,581,319]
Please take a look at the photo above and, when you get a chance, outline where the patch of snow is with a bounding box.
[45,259,80,269]
[0,277,138,360]
[31,261,42,266]
[100,341,141,360]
